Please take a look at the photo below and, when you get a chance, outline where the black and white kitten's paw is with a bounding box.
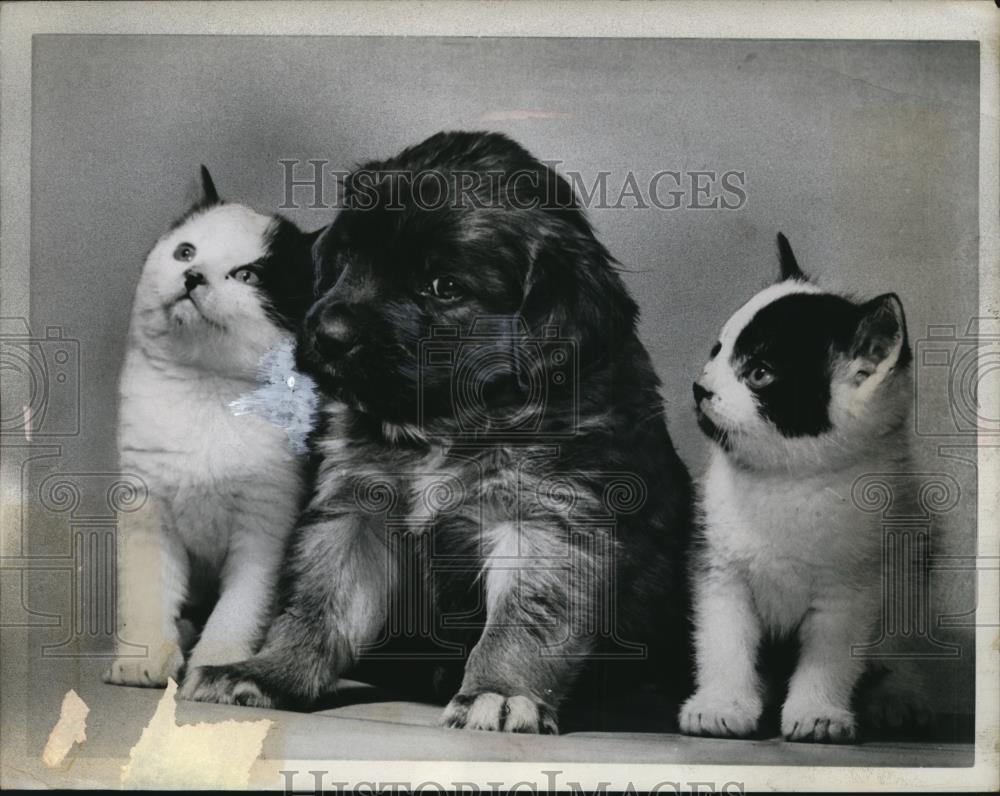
[179,663,275,708]
[781,701,857,743]
[103,642,184,688]
[441,691,559,734]
[678,690,763,738]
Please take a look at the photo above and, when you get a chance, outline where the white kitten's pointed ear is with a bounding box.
[199,165,221,204]
[851,293,912,378]
[777,232,807,281]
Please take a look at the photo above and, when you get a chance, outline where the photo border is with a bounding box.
[1,1,996,791]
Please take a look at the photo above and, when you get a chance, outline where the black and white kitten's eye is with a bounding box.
[423,275,464,301]
[231,266,261,286]
[746,364,776,389]
[173,243,196,262]
[710,341,721,358]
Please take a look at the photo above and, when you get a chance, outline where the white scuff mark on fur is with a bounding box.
[121,679,272,790]
[478,110,573,121]
[42,689,89,767]
[229,339,318,454]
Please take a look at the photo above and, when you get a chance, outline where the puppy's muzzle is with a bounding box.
[307,301,361,361]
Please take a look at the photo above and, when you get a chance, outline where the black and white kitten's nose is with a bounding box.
[693,381,713,404]
[183,268,206,293]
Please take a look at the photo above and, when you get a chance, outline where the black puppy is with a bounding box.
[184,131,694,733]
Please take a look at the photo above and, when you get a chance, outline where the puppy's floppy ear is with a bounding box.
[850,292,911,381]
[777,232,807,281]
[518,215,638,368]
[199,165,221,205]
[309,222,344,297]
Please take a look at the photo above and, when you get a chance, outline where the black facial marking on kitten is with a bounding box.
[732,293,858,437]
[255,218,322,332]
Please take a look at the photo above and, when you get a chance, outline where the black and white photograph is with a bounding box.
[0,1,997,791]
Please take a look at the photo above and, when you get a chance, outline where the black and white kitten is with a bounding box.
[105,168,317,688]
[680,234,927,743]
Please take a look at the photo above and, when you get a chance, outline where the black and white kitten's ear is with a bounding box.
[849,292,911,385]
[199,165,221,205]
[776,232,807,282]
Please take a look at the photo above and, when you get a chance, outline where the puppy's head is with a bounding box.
[693,234,912,471]
[298,131,637,432]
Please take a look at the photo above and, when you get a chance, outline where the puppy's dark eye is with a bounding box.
[710,341,721,358]
[230,266,261,286]
[173,243,196,262]
[423,276,464,301]
[746,364,776,390]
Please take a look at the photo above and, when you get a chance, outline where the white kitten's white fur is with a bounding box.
[680,279,924,743]
[104,202,304,688]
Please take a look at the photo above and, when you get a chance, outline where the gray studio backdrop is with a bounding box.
[26,36,979,719]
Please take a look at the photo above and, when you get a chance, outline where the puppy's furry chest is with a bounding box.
[314,418,542,539]
[700,453,882,627]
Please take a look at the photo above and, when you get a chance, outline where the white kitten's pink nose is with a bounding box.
[693,381,713,404]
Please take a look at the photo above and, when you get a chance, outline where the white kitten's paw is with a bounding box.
[678,690,762,738]
[781,702,857,743]
[103,642,184,688]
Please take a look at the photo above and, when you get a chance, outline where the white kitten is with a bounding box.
[105,168,316,688]
[679,234,927,743]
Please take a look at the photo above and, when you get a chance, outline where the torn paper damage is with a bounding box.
[42,689,90,767]
[121,678,272,789]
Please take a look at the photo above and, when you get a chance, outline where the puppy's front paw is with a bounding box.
[441,691,558,734]
[678,690,762,738]
[781,702,857,743]
[179,664,274,708]
[103,642,184,687]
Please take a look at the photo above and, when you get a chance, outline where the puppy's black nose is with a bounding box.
[183,268,206,293]
[693,382,713,404]
[313,303,359,359]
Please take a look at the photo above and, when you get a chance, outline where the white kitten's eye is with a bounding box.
[173,243,196,262]
[231,266,261,286]
[746,364,775,390]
